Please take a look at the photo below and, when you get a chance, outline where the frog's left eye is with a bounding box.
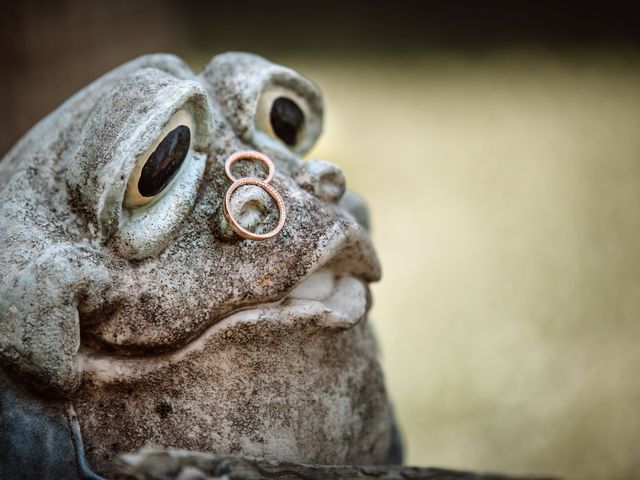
[124,112,194,208]
[256,87,316,152]
[271,97,305,146]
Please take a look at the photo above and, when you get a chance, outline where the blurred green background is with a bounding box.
[2,2,640,479]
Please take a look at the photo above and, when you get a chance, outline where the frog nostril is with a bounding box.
[218,184,279,240]
[234,187,272,229]
[294,159,346,204]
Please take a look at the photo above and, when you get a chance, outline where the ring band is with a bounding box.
[225,150,275,184]
[223,177,286,241]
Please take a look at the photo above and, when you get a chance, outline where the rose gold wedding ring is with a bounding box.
[223,151,286,241]
[224,150,275,183]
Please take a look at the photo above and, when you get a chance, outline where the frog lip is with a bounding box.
[228,268,370,330]
[75,269,370,382]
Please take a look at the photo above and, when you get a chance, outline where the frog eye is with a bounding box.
[256,88,311,150]
[124,112,194,208]
[267,96,304,146]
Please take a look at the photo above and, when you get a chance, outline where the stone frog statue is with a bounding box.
[0,52,401,478]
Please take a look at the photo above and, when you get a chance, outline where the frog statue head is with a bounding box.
[0,53,400,478]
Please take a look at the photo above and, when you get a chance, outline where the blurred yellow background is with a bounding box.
[3,2,640,478]
[292,50,640,479]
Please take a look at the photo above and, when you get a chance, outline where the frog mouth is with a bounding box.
[227,268,370,330]
[76,268,370,383]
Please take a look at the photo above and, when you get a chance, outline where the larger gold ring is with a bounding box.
[223,177,286,241]
[225,150,275,183]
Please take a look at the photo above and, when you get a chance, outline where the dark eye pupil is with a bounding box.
[270,97,304,146]
[138,125,191,197]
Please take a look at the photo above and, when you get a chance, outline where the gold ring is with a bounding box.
[225,150,275,183]
[223,177,286,241]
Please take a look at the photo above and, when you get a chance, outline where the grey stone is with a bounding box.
[0,52,396,477]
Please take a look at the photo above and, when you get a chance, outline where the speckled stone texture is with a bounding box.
[0,52,396,478]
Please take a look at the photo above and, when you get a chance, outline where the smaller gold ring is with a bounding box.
[223,178,286,241]
[225,151,275,184]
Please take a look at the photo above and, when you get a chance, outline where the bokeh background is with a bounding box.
[2,2,640,479]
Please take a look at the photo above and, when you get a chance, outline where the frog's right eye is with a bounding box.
[110,104,209,259]
[67,67,213,260]
[124,113,193,209]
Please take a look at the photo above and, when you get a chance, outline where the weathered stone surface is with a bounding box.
[0,52,395,478]
[116,448,557,480]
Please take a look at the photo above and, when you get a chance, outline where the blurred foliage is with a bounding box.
[2,2,640,479]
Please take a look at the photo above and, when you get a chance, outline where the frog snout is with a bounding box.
[219,184,278,238]
[218,157,347,237]
[293,159,346,204]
